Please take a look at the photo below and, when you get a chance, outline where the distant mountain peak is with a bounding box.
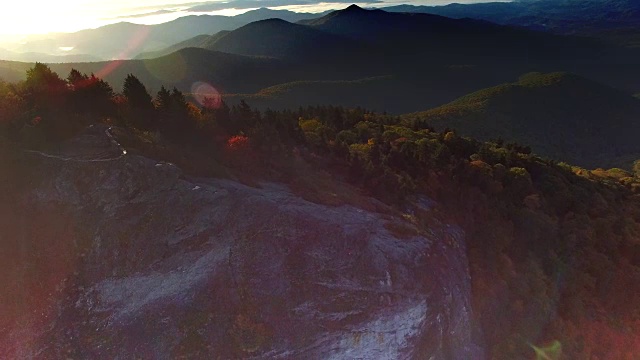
[250,18,291,26]
[249,7,280,13]
[344,4,365,12]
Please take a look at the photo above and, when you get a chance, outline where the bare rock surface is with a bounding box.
[1,126,484,359]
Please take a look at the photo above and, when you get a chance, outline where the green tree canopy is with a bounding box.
[25,63,67,93]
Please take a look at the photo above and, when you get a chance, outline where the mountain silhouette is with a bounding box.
[4,9,325,61]
[301,4,610,64]
[385,0,640,47]
[201,18,365,60]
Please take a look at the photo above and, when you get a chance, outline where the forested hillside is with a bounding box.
[404,72,640,169]
[1,64,639,359]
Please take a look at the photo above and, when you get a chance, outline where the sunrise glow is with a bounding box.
[0,0,219,35]
[0,0,506,36]
[0,1,107,35]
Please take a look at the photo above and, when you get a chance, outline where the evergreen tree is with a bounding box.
[23,63,68,111]
[155,86,194,142]
[170,87,188,111]
[21,63,71,142]
[229,100,255,134]
[25,63,67,93]
[155,86,171,112]
[123,74,152,110]
[67,69,114,116]
[122,74,155,129]
[66,69,88,91]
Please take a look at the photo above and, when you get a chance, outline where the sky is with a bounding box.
[0,0,508,36]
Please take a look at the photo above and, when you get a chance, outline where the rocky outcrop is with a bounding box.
[1,126,484,359]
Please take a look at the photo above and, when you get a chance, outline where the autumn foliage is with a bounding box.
[2,65,640,359]
[226,135,250,151]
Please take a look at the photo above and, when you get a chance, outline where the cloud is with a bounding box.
[108,9,178,20]
[186,0,381,12]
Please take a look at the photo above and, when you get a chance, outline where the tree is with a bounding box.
[170,87,188,111]
[197,100,231,145]
[229,100,256,134]
[122,74,154,129]
[25,63,67,93]
[0,81,26,139]
[86,74,115,114]
[155,86,171,112]
[155,87,195,142]
[122,74,153,110]
[66,69,87,91]
[633,159,640,178]
[67,69,115,116]
[20,63,73,142]
[23,63,68,111]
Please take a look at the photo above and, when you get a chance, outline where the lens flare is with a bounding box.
[96,27,151,79]
[120,26,151,60]
[191,82,221,109]
[95,59,124,80]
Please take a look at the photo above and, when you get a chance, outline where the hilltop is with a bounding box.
[1,63,640,358]
[199,18,364,60]
[404,72,640,169]
[301,4,608,63]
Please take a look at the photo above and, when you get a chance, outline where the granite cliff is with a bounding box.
[0,125,483,359]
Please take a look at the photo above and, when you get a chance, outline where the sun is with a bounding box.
[0,1,93,35]
[0,0,158,35]
[0,1,213,36]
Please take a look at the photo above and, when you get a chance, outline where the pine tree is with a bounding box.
[155,86,171,112]
[66,69,88,91]
[122,74,152,110]
[24,63,68,111]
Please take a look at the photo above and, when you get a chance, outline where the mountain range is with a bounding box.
[147,4,619,65]
[1,4,639,118]
[0,8,328,61]
[3,0,640,63]
[385,0,640,47]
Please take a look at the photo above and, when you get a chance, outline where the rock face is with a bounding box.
[1,126,484,359]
